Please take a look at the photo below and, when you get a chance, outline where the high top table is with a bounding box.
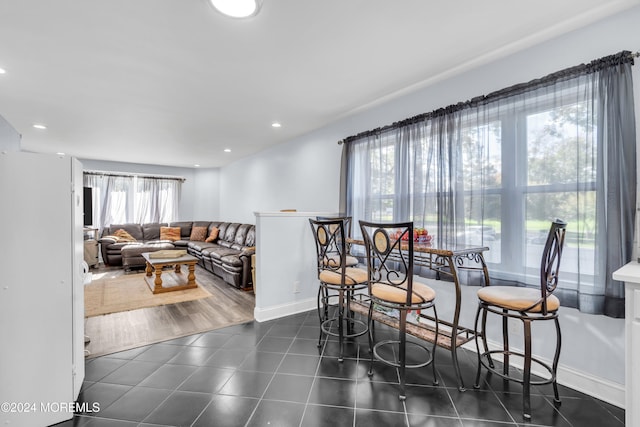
[348,238,490,391]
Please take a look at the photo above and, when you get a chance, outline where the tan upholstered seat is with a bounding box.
[371,281,436,304]
[319,267,368,286]
[477,286,560,313]
[324,254,359,268]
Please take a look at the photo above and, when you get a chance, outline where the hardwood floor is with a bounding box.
[84,264,255,358]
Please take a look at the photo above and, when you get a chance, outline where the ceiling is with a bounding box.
[0,0,637,168]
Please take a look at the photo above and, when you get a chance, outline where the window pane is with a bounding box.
[527,104,595,186]
[525,191,595,278]
[461,122,502,190]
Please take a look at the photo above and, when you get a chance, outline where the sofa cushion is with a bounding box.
[113,229,137,242]
[206,246,241,260]
[205,227,219,242]
[220,254,243,267]
[234,224,252,246]
[142,223,167,241]
[223,223,240,243]
[190,226,208,241]
[160,226,181,241]
[106,224,144,241]
[189,241,218,252]
[244,226,256,246]
[170,221,193,239]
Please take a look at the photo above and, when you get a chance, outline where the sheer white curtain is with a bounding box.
[83,174,133,230]
[84,172,182,230]
[343,51,636,317]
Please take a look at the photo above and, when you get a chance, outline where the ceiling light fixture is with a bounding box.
[208,0,262,18]
[224,148,232,153]
[271,122,281,128]
[0,68,6,74]
[194,164,201,168]
[33,124,47,130]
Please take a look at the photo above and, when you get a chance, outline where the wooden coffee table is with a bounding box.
[142,252,199,294]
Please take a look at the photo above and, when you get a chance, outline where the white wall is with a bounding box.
[219,5,640,400]
[193,168,221,220]
[0,114,20,152]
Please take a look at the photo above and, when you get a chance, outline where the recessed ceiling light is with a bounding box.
[33,124,47,130]
[56,152,65,156]
[0,68,6,74]
[223,148,232,153]
[209,0,262,18]
[194,164,201,167]
[271,122,281,128]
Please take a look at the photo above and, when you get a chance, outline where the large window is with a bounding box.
[343,51,636,317]
[84,171,182,229]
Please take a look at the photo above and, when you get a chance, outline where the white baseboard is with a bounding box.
[254,298,317,322]
[464,340,625,409]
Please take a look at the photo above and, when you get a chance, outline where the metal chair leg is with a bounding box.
[317,285,324,348]
[398,309,407,401]
[502,310,510,376]
[473,303,483,388]
[431,305,439,386]
[367,303,375,377]
[523,318,532,420]
[552,317,562,405]
[338,289,345,362]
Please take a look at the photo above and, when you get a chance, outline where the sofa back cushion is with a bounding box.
[170,221,193,239]
[223,223,240,242]
[217,223,230,241]
[142,223,167,241]
[244,225,256,247]
[234,224,252,246]
[105,224,143,241]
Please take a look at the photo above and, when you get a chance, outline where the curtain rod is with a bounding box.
[337,50,639,145]
[84,169,186,182]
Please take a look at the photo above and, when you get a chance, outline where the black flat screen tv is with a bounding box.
[83,187,93,226]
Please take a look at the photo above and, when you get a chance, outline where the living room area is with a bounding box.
[2,1,640,426]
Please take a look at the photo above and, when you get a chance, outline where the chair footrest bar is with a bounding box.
[479,350,556,386]
[320,316,368,339]
[372,339,434,370]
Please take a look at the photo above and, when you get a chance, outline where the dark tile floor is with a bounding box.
[55,310,624,427]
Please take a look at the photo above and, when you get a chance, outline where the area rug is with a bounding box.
[85,273,212,317]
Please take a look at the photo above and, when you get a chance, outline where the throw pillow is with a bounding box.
[113,229,136,242]
[190,226,208,241]
[205,226,220,243]
[160,226,181,241]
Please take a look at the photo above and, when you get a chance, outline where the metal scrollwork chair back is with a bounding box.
[359,220,439,401]
[309,217,368,362]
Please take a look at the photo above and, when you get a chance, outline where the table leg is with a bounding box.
[446,255,466,392]
[154,266,163,292]
[175,263,181,274]
[145,261,152,277]
[187,263,196,286]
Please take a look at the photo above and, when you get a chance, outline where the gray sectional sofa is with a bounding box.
[99,221,255,290]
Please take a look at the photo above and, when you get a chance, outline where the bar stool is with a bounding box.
[359,220,439,400]
[473,219,567,420]
[309,217,369,362]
